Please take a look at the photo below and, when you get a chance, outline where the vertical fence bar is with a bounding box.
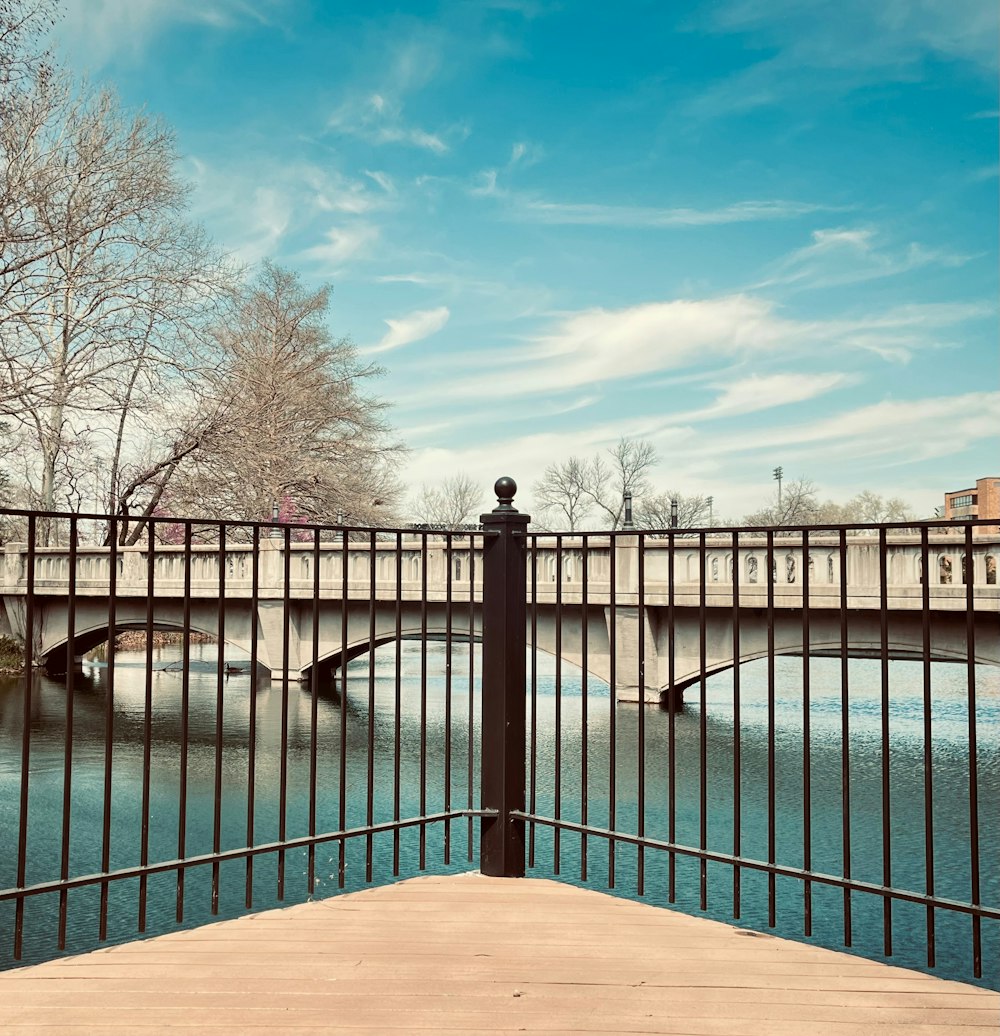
[554,535,563,875]
[277,527,291,900]
[245,526,260,908]
[139,524,155,930]
[366,531,377,882]
[732,529,742,920]
[964,524,981,978]
[479,478,528,877]
[419,534,429,870]
[211,524,226,914]
[99,519,119,940]
[800,529,811,936]
[444,533,453,865]
[920,526,935,966]
[467,537,476,862]
[878,527,892,956]
[766,528,776,928]
[637,533,646,898]
[839,527,852,947]
[529,536,538,870]
[667,530,676,903]
[57,517,77,948]
[608,536,617,889]
[13,515,36,960]
[308,530,321,895]
[176,523,192,922]
[392,532,403,876]
[338,528,349,888]
[580,534,589,882]
[698,530,707,911]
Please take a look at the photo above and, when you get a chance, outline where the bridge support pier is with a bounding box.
[607,605,660,705]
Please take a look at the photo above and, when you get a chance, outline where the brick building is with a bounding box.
[943,476,1000,522]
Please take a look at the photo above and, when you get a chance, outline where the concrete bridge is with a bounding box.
[2,532,998,705]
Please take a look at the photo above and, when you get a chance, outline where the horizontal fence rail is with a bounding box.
[1,488,998,988]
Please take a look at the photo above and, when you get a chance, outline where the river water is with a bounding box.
[0,642,997,988]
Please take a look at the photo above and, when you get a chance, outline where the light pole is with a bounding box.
[773,466,783,509]
[622,491,634,530]
[707,495,713,528]
[670,497,678,529]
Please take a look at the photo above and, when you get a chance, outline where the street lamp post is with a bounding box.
[670,497,678,529]
[707,495,713,528]
[773,466,783,509]
[622,491,634,530]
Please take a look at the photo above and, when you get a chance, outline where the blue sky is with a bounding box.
[53,0,998,519]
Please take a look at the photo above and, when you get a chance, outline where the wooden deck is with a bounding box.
[0,874,996,1034]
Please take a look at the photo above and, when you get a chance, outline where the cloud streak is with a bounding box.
[752,227,973,293]
[366,307,451,354]
[425,292,989,401]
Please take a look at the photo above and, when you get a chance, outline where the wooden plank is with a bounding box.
[0,875,995,1034]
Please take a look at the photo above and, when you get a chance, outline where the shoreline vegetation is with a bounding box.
[0,631,218,674]
[0,636,22,674]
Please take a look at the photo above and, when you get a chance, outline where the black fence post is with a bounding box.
[479,476,530,877]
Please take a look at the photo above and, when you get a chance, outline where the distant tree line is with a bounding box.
[0,1,402,544]
[529,438,916,532]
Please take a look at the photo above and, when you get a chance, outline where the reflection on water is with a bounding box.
[0,642,997,989]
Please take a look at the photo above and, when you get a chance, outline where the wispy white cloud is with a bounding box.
[484,192,838,227]
[686,0,998,119]
[364,170,396,194]
[299,224,380,271]
[680,371,854,421]
[400,388,1000,522]
[970,164,999,182]
[325,31,463,154]
[365,307,451,355]
[418,293,990,400]
[55,0,284,67]
[328,93,449,152]
[187,159,292,262]
[697,391,1000,466]
[187,156,389,264]
[752,226,972,292]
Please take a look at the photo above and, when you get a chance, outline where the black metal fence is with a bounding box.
[514,510,999,984]
[0,481,998,985]
[0,507,493,966]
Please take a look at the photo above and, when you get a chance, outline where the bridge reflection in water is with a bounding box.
[0,487,997,994]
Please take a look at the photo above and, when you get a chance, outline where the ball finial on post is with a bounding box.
[493,476,517,512]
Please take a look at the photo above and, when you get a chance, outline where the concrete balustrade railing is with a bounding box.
[4,533,998,609]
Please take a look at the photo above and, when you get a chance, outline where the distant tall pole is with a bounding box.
[622,491,634,530]
[670,498,678,529]
[773,467,783,508]
[707,495,713,528]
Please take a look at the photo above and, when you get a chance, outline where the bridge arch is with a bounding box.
[662,637,1000,706]
[40,619,249,675]
[302,625,612,694]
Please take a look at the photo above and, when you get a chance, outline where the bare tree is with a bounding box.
[581,437,658,528]
[746,483,917,528]
[157,263,403,528]
[1,1,57,99]
[842,490,914,523]
[743,477,820,527]
[532,437,658,531]
[412,472,483,527]
[531,456,592,531]
[634,491,711,530]
[0,73,233,531]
